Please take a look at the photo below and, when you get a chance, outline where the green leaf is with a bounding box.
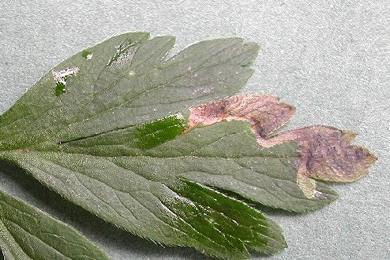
[0,189,109,260]
[0,32,375,259]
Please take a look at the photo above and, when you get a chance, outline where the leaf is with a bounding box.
[0,32,375,259]
[0,189,109,260]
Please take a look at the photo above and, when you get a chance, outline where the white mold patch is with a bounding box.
[52,67,79,84]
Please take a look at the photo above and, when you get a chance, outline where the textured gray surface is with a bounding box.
[0,1,389,259]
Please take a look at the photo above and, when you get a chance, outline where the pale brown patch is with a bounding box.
[257,126,376,183]
[185,95,376,199]
[184,94,296,135]
[256,125,376,198]
[296,174,318,199]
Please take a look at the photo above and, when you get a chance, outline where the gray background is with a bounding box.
[0,0,389,259]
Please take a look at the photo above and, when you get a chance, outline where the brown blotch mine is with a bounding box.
[185,94,296,136]
[259,126,377,198]
[185,95,376,199]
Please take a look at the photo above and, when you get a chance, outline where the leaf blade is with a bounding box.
[0,189,109,260]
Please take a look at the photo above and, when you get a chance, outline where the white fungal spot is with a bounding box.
[52,67,79,85]
[192,87,213,94]
[314,190,325,198]
[175,113,185,120]
[107,41,137,67]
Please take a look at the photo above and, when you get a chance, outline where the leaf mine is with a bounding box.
[256,126,377,198]
[186,95,376,199]
[185,94,296,136]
